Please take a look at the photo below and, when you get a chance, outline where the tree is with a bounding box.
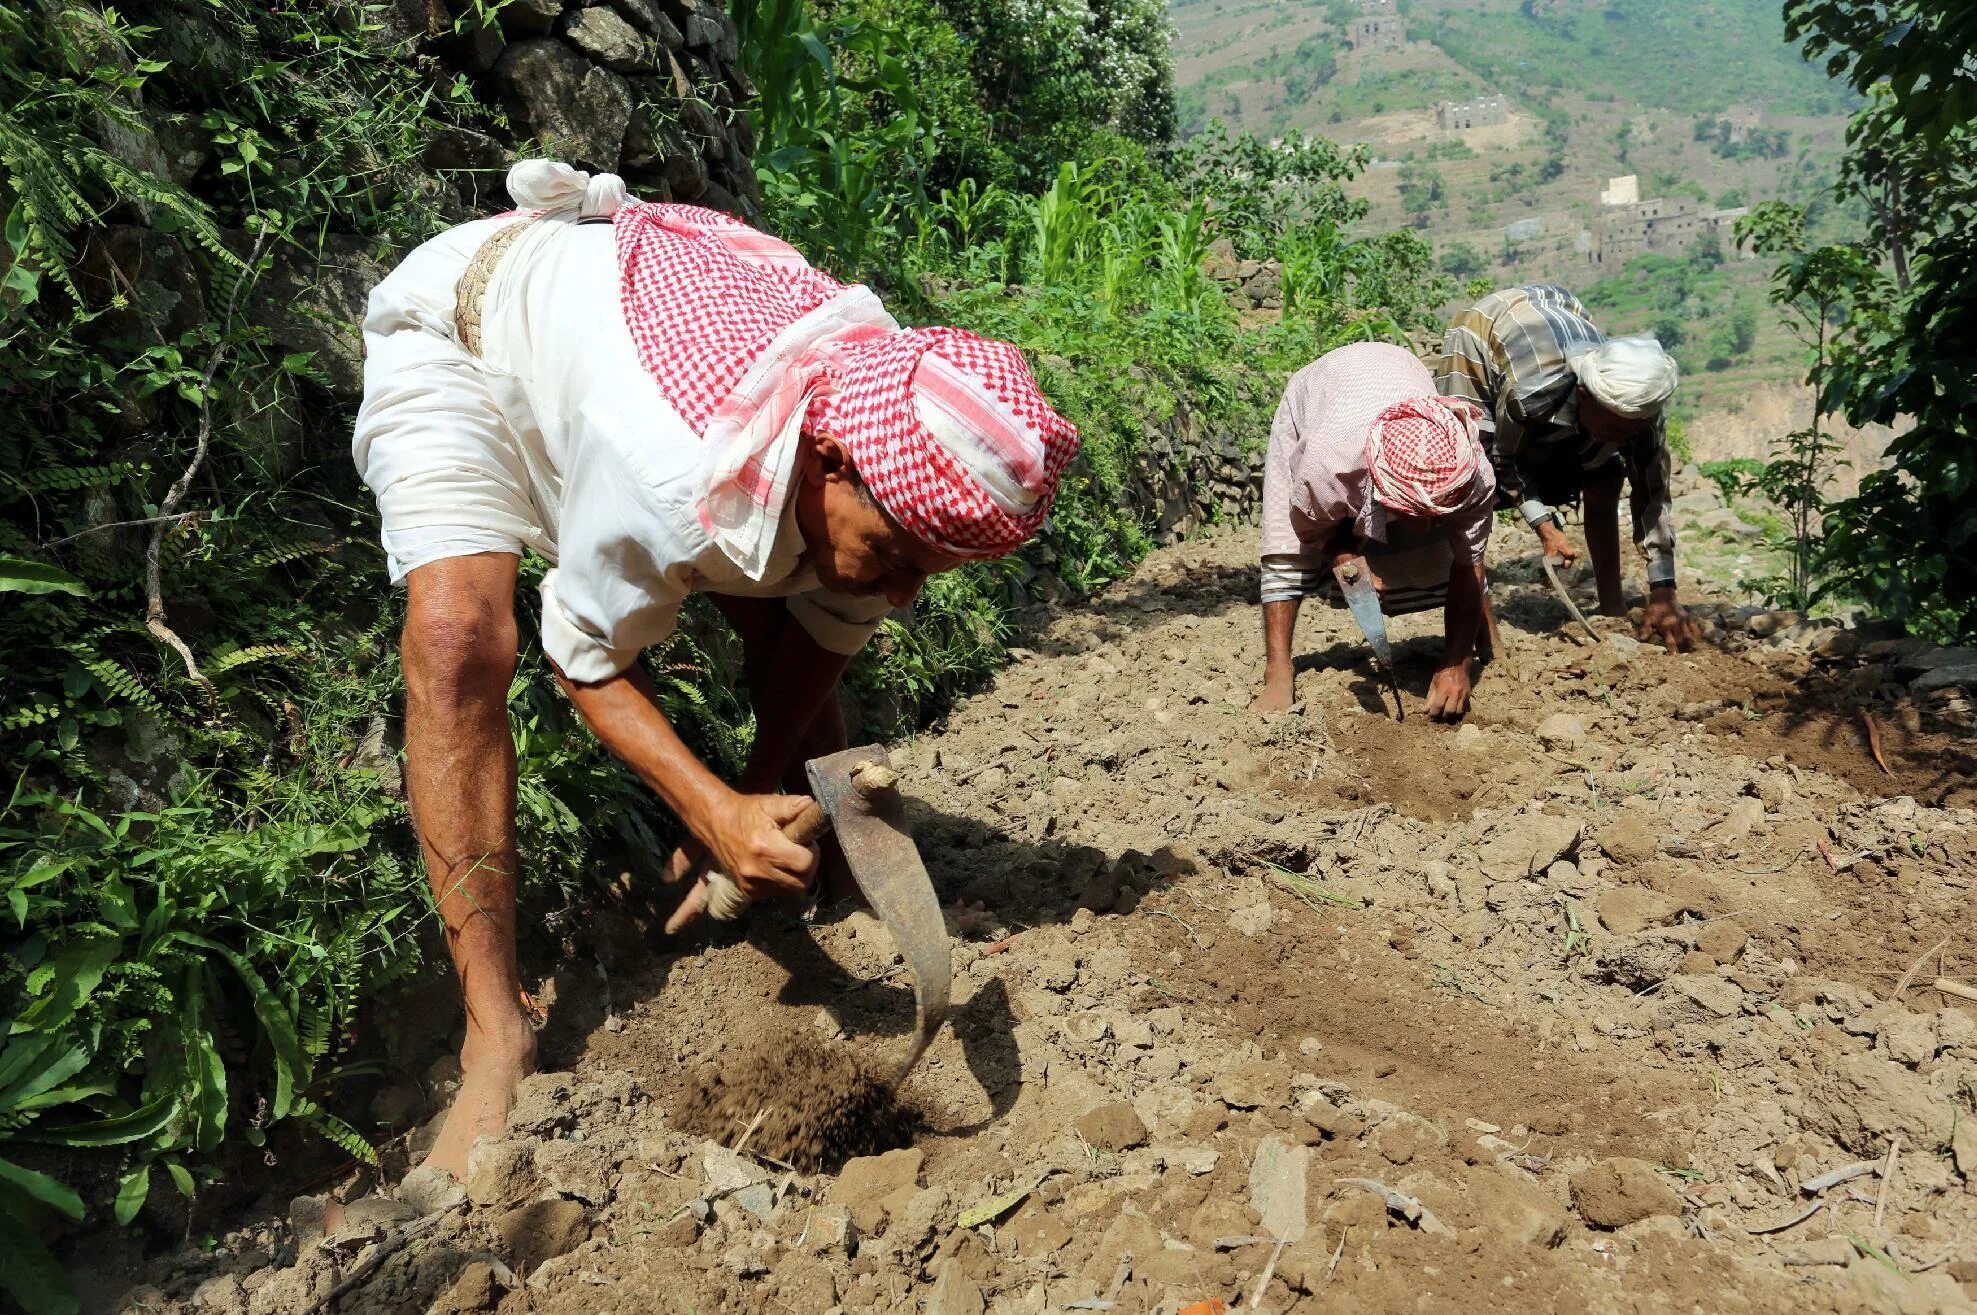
[1396,162,1446,226]
[1780,0,1977,637]
[1689,228,1725,270]
[1738,205,1883,602]
[1438,242,1486,278]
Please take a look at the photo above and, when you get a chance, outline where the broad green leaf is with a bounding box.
[19,1092,176,1147]
[173,934,307,1118]
[0,1156,84,1220]
[0,1034,91,1110]
[189,1022,227,1152]
[166,1161,195,1197]
[0,1211,80,1315]
[9,936,121,1036]
[0,556,88,597]
[113,1164,152,1225]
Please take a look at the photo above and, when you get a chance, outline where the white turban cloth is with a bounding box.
[1570,336,1679,419]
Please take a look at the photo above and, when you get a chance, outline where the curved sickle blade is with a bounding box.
[1541,553,1601,645]
[806,745,951,1084]
[1333,558,1404,720]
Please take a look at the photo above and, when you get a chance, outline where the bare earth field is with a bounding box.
[100,509,1977,1314]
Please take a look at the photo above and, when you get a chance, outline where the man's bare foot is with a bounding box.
[1250,670,1294,714]
[422,1013,536,1181]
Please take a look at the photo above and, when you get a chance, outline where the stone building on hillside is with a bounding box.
[1591,197,1752,265]
[1722,105,1765,145]
[1600,174,1640,207]
[1436,96,1508,134]
[1348,0,1404,50]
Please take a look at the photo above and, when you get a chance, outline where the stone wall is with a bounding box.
[196,0,767,443]
[376,0,760,219]
[1132,396,1264,542]
[1202,239,1284,311]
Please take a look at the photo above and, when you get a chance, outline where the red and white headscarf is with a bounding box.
[1363,396,1487,520]
[518,165,1081,571]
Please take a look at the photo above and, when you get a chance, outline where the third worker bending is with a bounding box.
[1435,284,1699,651]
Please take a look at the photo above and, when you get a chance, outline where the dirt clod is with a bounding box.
[1569,1157,1683,1229]
[495,1198,589,1277]
[677,1033,917,1171]
[1074,1100,1149,1152]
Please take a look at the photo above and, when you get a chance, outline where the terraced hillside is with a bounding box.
[1169,0,1860,423]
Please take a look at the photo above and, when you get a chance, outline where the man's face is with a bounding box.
[1578,393,1656,449]
[794,435,967,607]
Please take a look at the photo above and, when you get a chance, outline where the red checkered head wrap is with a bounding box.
[1363,396,1486,519]
[808,327,1080,559]
[609,195,1076,569]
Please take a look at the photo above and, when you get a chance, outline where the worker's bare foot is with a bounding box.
[1250,670,1295,714]
[422,1014,536,1181]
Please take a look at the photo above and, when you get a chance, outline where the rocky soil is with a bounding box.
[97,502,1976,1315]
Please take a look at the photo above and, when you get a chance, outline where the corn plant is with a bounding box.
[1153,197,1214,319]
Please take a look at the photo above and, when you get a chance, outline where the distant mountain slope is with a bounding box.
[1166,0,1858,418]
[1418,0,1848,117]
[1171,0,1850,139]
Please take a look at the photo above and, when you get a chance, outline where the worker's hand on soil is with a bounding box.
[665,792,818,933]
[1639,591,1699,653]
[1424,663,1473,722]
[1536,519,1576,567]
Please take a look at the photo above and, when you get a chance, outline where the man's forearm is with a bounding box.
[1440,560,1485,668]
[557,663,728,835]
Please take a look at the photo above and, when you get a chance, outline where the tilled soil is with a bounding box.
[109,524,1977,1315]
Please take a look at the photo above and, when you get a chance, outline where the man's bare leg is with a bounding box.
[1583,475,1627,617]
[401,552,535,1180]
[1251,598,1301,713]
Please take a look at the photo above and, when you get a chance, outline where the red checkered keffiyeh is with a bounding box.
[612,198,1077,566]
[1363,395,1486,519]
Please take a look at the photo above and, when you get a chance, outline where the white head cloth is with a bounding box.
[505,159,627,220]
[1570,335,1679,418]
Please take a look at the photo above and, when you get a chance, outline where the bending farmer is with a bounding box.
[353,162,1078,1179]
[1253,341,1495,722]
[1435,284,1698,651]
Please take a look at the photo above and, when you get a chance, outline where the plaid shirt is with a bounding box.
[1434,285,1677,585]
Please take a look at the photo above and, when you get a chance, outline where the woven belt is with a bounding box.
[453,219,533,358]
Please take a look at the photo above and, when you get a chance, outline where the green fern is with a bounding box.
[246,540,344,571]
[296,1005,333,1062]
[2,463,138,498]
[1,699,62,730]
[205,644,297,676]
[65,639,163,714]
[295,1103,377,1166]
